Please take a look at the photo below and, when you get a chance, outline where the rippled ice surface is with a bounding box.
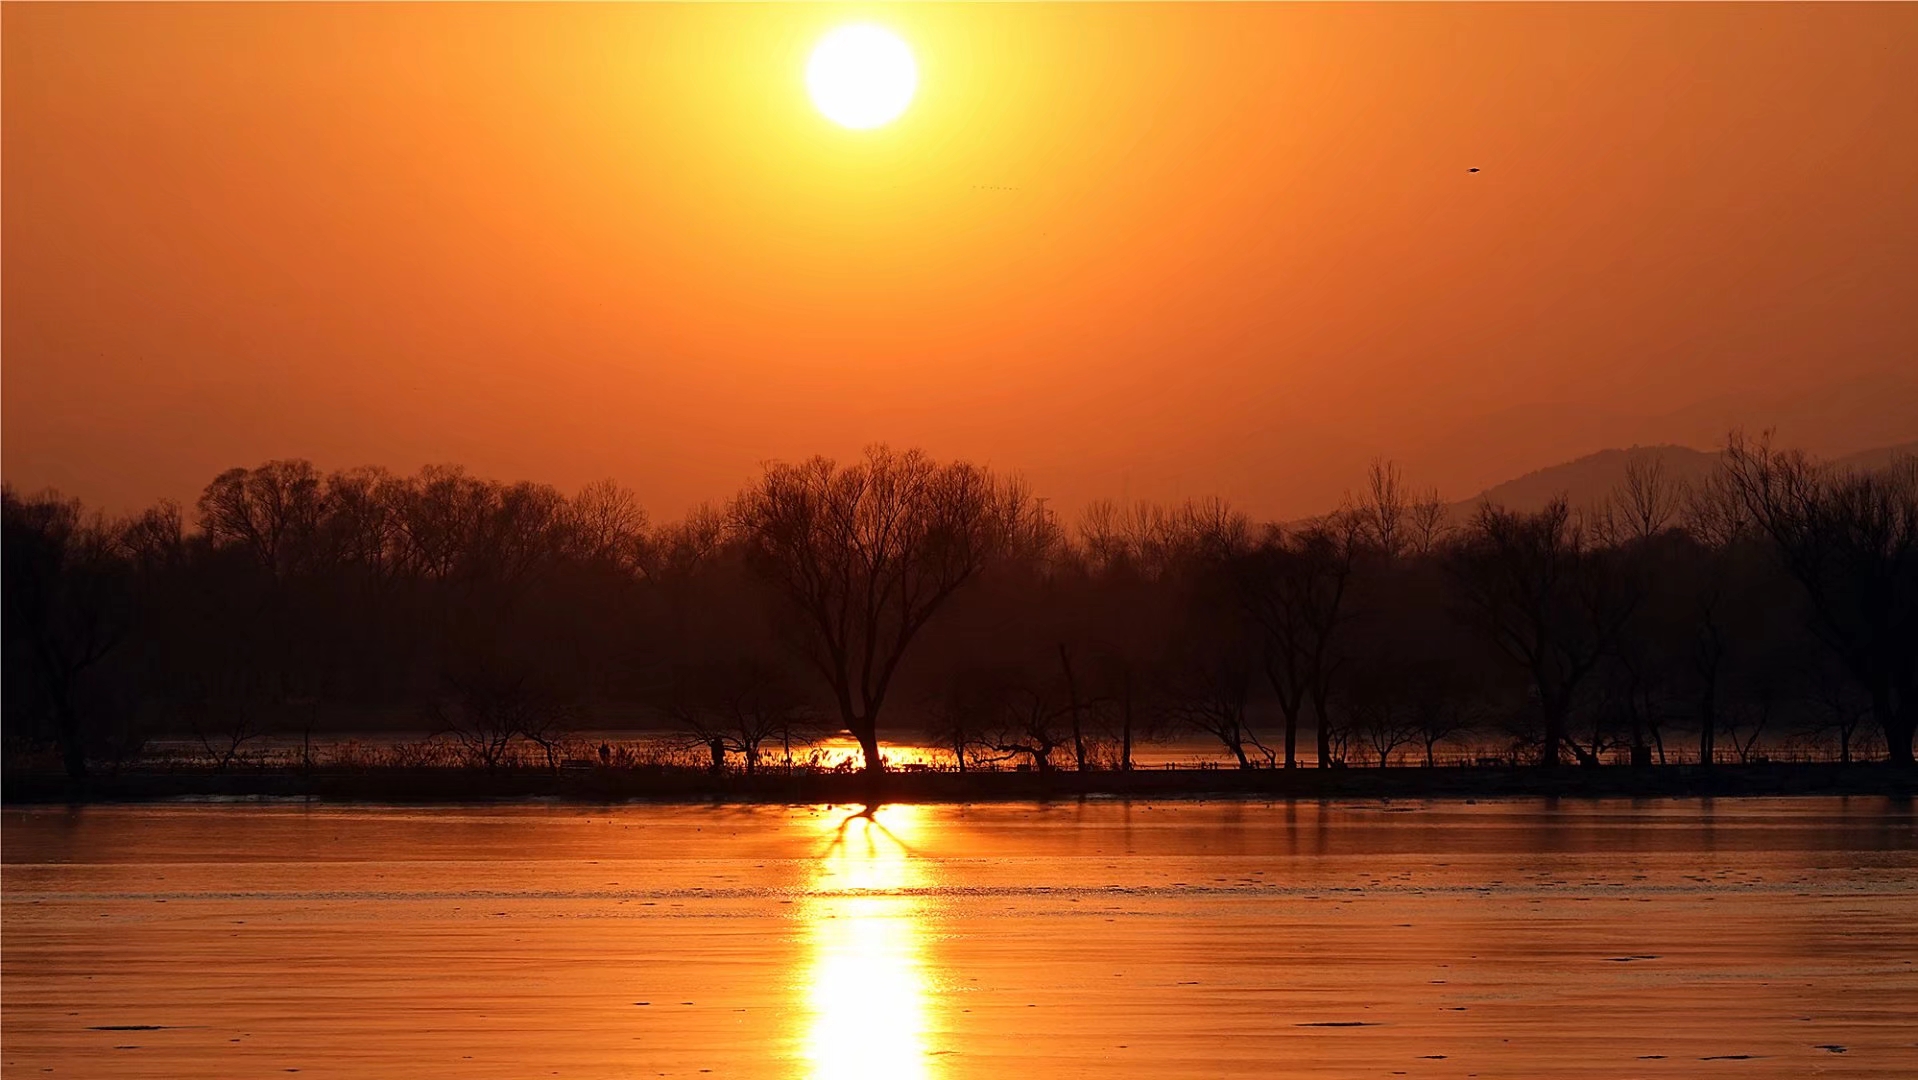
[4,798,1916,1079]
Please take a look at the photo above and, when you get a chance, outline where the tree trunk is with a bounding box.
[1878,692,1914,766]
[1698,679,1717,767]
[852,718,884,775]
[1311,687,1332,769]
[56,697,88,781]
[1058,644,1088,771]
[1539,695,1565,768]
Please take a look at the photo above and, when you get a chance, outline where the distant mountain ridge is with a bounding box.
[1406,371,1918,511]
[1449,439,1918,517]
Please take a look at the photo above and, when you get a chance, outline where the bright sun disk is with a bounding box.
[807,25,917,130]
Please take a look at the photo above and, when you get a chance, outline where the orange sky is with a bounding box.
[5,3,1916,520]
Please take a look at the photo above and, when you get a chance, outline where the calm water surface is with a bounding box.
[4,798,1915,1079]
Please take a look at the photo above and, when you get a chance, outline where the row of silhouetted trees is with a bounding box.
[4,436,1914,779]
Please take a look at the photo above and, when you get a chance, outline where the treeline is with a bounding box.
[4,437,1914,780]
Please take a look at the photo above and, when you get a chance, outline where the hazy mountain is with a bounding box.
[1449,438,1918,517]
[1829,440,1918,475]
[1413,371,1918,508]
[1453,445,1720,516]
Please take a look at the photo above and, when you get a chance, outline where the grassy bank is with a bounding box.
[4,762,1914,805]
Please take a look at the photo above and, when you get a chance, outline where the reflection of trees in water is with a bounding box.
[803,805,937,1080]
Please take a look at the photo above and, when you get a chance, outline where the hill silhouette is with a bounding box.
[1407,372,1918,512]
[1443,439,1918,517]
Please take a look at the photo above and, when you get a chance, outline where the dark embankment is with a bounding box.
[4,763,1914,805]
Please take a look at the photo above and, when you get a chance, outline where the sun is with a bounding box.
[806,25,917,130]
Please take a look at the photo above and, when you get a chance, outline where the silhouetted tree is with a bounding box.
[1449,499,1638,766]
[1618,452,1687,542]
[1803,652,1872,764]
[1408,489,1454,557]
[986,683,1071,773]
[1159,637,1262,768]
[1350,460,1411,558]
[425,664,580,772]
[1341,659,1420,767]
[3,488,136,779]
[11,436,1913,779]
[664,657,810,774]
[732,446,1036,774]
[1722,435,1918,764]
[1236,518,1357,768]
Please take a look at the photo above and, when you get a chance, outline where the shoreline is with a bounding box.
[4,762,1914,805]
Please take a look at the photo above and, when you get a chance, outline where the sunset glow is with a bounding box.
[4,5,1913,518]
[5,5,1918,1080]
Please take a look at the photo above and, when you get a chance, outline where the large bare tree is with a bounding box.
[731,446,1035,774]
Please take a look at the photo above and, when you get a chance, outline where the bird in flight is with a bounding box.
[1468,167,1481,174]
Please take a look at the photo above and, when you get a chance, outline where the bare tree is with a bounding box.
[118,500,187,571]
[1159,644,1263,768]
[1340,667,1418,767]
[642,504,728,580]
[569,480,649,572]
[1077,499,1131,575]
[1409,664,1484,767]
[392,465,494,581]
[1617,452,1687,542]
[1351,459,1410,557]
[473,481,571,592]
[1802,653,1871,764]
[1408,489,1453,556]
[731,445,1034,774]
[519,704,584,772]
[186,690,267,772]
[1176,497,1254,562]
[1448,498,1638,766]
[2,488,135,779]
[425,668,571,771]
[196,460,327,576]
[1076,497,1247,579]
[1236,519,1358,768]
[922,678,995,772]
[1719,673,1779,764]
[986,685,1071,773]
[663,658,809,774]
[1720,434,1918,764]
[316,467,392,570]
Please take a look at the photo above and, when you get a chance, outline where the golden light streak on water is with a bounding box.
[803,806,937,1080]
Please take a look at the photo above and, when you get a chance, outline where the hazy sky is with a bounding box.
[5,3,1916,520]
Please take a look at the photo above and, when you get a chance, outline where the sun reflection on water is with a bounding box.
[803,805,938,1080]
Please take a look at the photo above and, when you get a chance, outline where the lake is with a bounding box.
[3,799,1915,1079]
